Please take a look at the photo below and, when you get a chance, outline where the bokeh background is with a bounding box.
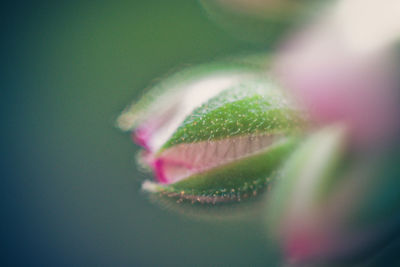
[1,0,283,265]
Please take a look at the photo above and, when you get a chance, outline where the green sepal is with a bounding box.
[162,78,304,150]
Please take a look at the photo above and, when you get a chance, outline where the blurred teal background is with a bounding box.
[1,0,280,265]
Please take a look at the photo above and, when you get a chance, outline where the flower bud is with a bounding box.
[118,59,304,205]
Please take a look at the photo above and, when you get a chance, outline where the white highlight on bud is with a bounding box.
[148,73,250,151]
[141,180,160,193]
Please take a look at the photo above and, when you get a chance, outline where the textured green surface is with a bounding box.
[163,78,303,150]
[155,137,298,203]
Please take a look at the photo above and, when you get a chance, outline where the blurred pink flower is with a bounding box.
[268,1,400,264]
[274,1,400,149]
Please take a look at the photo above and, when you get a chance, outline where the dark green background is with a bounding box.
[1,0,280,265]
